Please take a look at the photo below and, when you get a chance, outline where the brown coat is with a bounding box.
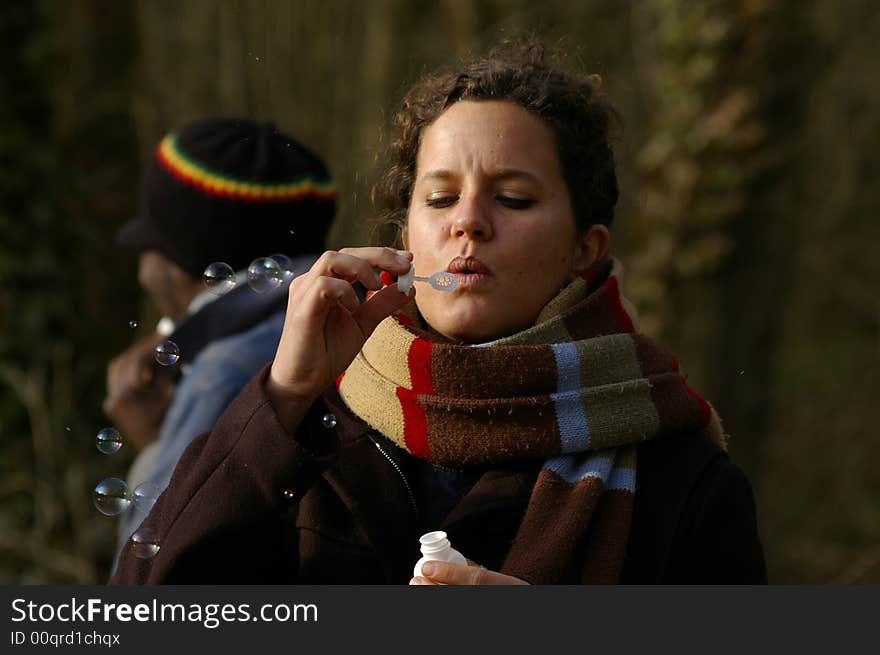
[112,367,767,584]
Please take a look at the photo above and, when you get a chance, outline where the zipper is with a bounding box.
[367,433,420,520]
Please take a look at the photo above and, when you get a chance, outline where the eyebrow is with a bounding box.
[494,168,541,185]
[418,168,541,185]
[419,169,457,183]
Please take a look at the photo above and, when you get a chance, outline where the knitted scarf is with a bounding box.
[337,257,725,584]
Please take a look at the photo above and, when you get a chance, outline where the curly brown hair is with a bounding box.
[372,38,620,246]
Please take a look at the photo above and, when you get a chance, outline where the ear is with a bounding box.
[571,224,610,276]
[401,223,409,250]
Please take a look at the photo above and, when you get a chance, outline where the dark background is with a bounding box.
[1,0,877,584]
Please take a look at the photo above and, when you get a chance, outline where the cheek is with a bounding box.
[509,242,573,294]
[407,216,446,259]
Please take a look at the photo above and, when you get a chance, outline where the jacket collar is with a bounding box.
[170,254,316,366]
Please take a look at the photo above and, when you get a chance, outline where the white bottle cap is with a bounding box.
[397,263,415,295]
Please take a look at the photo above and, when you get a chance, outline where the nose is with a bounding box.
[450,193,493,241]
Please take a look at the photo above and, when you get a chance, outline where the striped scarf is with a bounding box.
[337,257,725,584]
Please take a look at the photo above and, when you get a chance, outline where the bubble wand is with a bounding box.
[396,266,458,294]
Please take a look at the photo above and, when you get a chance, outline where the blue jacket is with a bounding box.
[114,254,315,559]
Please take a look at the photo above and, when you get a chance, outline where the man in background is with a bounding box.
[104,118,335,560]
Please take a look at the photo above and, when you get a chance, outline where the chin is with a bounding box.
[421,299,533,344]
[425,317,487,344]
[432,319,517,345]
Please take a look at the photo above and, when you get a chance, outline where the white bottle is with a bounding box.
[413,531,467,578]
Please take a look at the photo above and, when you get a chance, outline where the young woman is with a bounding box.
[113,40,766,585]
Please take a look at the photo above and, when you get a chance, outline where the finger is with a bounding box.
[421,561,526,586]
[409,576,438,585]
[352,283,413,336]
[308,276,361,316]
[138,365,155,388]
[107,356,147,394]
[121,358,152,391]
[339,246,413,271]
[312,248,412,289]
[102,396,115,419]
[420,561,489,586]
[281,278,361,362]
[307,250,378,288]
[106,358,119,388]
[274,276,360,389]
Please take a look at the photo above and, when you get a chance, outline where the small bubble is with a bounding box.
[93,478,132,516]
[133,481,162,512]
[64,426,71,432]
[247,257,284,294]
[203,262,236,295]
[269,253,295,281]
[255,56,261,62]
[739,370,745,375]
[131,527,161,559]
[96,427,123,454]
[128,320,138,329]
[154,340,180,366]
[321,413,337,429]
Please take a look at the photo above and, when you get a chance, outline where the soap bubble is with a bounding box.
[128,320,138,329]
[247,257,283,294]
[96,427,123,454]
[269,253,296,281]
[93,478,132,516]
[154,340,180,366]
[203,262,236,295]
[321,413,337,429]
[131,527,161,560]
[133,481,162,512]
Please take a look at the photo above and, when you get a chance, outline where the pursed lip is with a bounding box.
[446,256,492,276]
[445,256,492,290]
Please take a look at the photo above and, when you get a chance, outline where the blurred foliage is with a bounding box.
[0,0,141,582]
[624,0,766,334]
[0,0,877,583]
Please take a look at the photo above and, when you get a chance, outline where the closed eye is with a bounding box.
[497,196,535,210]
[425,196,457,208]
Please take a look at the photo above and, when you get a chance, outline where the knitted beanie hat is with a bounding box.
[116,118,336,278]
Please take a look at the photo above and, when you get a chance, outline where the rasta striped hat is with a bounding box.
[116,118,336,278]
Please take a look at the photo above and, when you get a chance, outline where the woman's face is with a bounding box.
[404,100,603,343]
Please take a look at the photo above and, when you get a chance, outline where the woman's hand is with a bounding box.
[410,560,530,586]
[267,247,414,431]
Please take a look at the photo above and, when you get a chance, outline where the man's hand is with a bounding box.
[410,560,530,585]
[103,333,174,451]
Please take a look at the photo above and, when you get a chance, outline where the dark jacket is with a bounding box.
[112,367,767,584]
